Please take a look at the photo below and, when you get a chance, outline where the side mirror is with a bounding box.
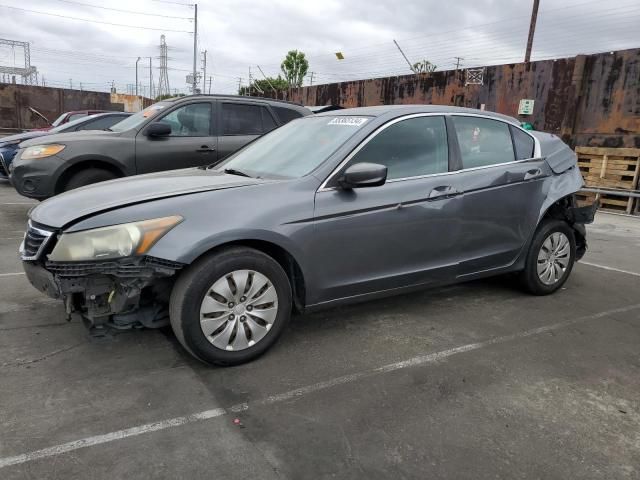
[338,162,387,189]
[145,122,172,137]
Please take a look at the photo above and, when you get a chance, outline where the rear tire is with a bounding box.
[170,247,292,366]
[520,219,576,295]
[63,168,117,192]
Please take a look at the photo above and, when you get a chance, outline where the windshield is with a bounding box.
[50,113,68,127]
[110,102,170,132]
[217,115,371,179]
[51,114,101,133]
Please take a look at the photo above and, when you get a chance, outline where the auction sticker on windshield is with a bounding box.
[327,117,368,126]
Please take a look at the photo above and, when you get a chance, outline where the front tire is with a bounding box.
[63,168,117,192]
[170,247,292,366]
[520,219,576,295]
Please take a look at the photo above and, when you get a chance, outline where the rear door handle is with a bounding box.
[428,185,462,199]
[524,168,542,180]
[196,145,216,152]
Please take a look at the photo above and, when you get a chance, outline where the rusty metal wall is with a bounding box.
[0,84,133,130]
[283,48,639,148]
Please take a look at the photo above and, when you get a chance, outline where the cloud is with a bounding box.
[0,0,636,94]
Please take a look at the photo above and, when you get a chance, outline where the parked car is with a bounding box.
[0,112,132,180]
[10,95,311,199]
[20,105,595,366]
[38,110,113,131]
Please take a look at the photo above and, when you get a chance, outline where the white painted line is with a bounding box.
[580,261,640,278]
[0,202,36,205]
[0,272,24,277]
[1,302,638,469]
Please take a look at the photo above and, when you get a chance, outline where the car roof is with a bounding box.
[313,105,520,125]
[167,94,310,111]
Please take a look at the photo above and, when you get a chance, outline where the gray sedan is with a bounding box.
[20,105,595,365]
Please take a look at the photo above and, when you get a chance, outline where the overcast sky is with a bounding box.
[0,0,638,96]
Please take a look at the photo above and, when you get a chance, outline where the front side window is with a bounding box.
[346,116,449,180]
[159,103,212,137]
[453,116,515,168]
[222,103,275,135]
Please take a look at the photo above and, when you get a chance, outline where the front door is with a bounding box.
[135,100,217,173]
[446,115,548,277]
[310,115,462,305]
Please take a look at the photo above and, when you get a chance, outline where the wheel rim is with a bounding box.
[199,269,279,351]
[536,231,571,285]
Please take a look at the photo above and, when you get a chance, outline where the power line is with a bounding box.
[0,4,193,32]
[49,0,193,20]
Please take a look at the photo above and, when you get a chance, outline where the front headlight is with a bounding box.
[48,216,183,262]
[22,144,65,160]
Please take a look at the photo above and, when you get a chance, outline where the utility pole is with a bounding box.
[69,78,73,89]
[135,56,141,96]
[454,57,464,70]
[208,76,212,94]
[201,50,207,93]
[237,77,242,94]
[248,66,252,96]
[393,39,416,74]
[525,0,540,63]
[149,57,153,99]
[309,71,314,86]
[192,3,198,93]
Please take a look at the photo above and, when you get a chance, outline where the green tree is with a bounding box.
[154,93,186,101]
[281,50,309,87]
[413,60,437,73]
[238,76,289,96]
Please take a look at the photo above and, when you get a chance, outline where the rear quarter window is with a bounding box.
[510,125,536,160]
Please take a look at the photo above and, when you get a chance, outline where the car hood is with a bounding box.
[19,129,117,148]
[30,168,272,229]
[0,130,50,146]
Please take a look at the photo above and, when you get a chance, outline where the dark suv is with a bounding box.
[11,95,311,199]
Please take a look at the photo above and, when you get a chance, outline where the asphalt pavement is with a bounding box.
[0,180,639,479]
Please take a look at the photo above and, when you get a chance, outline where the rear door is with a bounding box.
[216,102,278,160]
[134,100,217,173]
[446,115,547,277]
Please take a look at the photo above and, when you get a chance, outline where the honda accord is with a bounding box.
[20,105,595,365]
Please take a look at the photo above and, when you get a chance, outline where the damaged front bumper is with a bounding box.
[23,256,184,333]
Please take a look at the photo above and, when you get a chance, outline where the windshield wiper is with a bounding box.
[224,168,252,178]
[103,128,112,131]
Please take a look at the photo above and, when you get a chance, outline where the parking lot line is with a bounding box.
[0,272,24,277]
[1,301,638,470]
[580,261,640,278]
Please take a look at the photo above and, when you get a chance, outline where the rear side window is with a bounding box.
[347,116,449,180]
[223,103,276,135]
[510,125,535,160]
[452,116,515,168]
[271,106,304,124]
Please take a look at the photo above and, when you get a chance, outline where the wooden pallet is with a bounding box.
[575,147,640,214]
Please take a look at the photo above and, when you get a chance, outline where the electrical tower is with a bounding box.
[157,35,171,97]
[0,38,38,84]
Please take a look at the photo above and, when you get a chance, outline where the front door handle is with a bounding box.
[196,145,216,152]
[524,168,542,180]
[428,185,462,199]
